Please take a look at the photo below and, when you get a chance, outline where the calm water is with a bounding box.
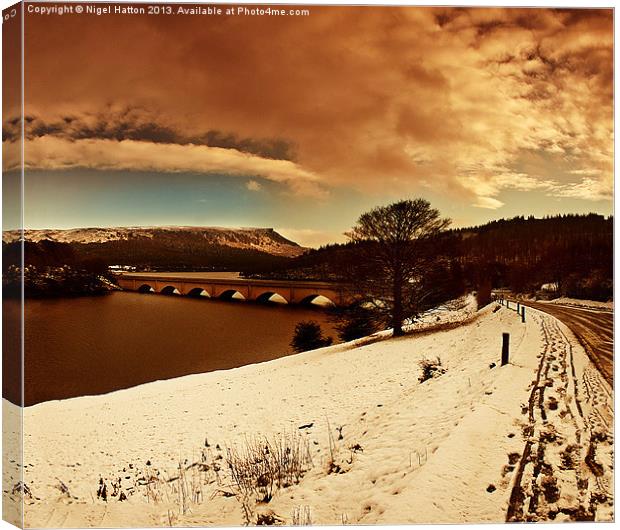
[3,292,337,406]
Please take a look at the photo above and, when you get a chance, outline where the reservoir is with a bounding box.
[3,290,337,406]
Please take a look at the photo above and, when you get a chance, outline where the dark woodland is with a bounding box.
[254,214,613,302]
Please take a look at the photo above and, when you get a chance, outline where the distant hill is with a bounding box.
[2,226,305,271]
[3,226,304,257]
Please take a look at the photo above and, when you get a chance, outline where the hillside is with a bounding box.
[2,227,305,272]
[3,226,304,257]
[8,301,613,525]
[257,214,613,301]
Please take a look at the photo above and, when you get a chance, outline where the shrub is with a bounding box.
[290,321,333,353]
[563,270,612,301]
[418,357,446,383]
[334,305,381,342]
[476,281,492,309]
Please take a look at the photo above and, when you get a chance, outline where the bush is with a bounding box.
[563,270,612,301]
[290,321,333,353]
[418,357,446,383]
[476,280,492,309]
[334,305,381,342]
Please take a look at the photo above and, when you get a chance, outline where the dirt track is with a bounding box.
[521,301,613,387]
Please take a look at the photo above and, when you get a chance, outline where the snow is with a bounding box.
[3,298,613,526]
[1,227,305,257]
[546,297,613,311]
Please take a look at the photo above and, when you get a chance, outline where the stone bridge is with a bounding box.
[116,273,355,307]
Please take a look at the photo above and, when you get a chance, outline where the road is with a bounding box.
[521,301,613,387]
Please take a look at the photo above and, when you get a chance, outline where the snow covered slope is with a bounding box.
[4,301,613,526]
[2,226,305,257]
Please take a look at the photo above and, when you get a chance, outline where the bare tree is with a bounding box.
[346,199,450,336]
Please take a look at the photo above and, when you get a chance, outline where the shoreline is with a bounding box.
[7,291,339,407]
[13,296,477,410]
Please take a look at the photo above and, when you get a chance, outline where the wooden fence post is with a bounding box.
[521,307,526,323]
[501,333,510,365]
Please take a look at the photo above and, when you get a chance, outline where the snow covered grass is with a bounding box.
[338,294,479,351]
[226,432,313,503]
[3,298,613,526]
[546,297,613,311]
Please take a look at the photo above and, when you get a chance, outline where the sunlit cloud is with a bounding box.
[473,196,505,210]
[554,177,613,202]
[569,168,603,176]
[5,137,328,198]
[246,180,263,192]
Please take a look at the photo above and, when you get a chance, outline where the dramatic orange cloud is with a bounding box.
[5,5,614,210]
[6,136,326,197]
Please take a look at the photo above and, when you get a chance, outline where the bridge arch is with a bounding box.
[160,285,181,296]
[219,289,246,301]
[255,291,289,305]
[187,287,210,298]
[300,294,336,307]
[138,284,155,294]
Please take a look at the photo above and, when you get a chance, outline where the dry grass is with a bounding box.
[226,432,313,503]
[93,447,223,524]
[291,505,312,525]
[87,432,314,525]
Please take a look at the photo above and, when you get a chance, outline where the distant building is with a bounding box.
[537,282,559,300]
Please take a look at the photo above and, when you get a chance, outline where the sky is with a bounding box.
[2,4,613,247]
